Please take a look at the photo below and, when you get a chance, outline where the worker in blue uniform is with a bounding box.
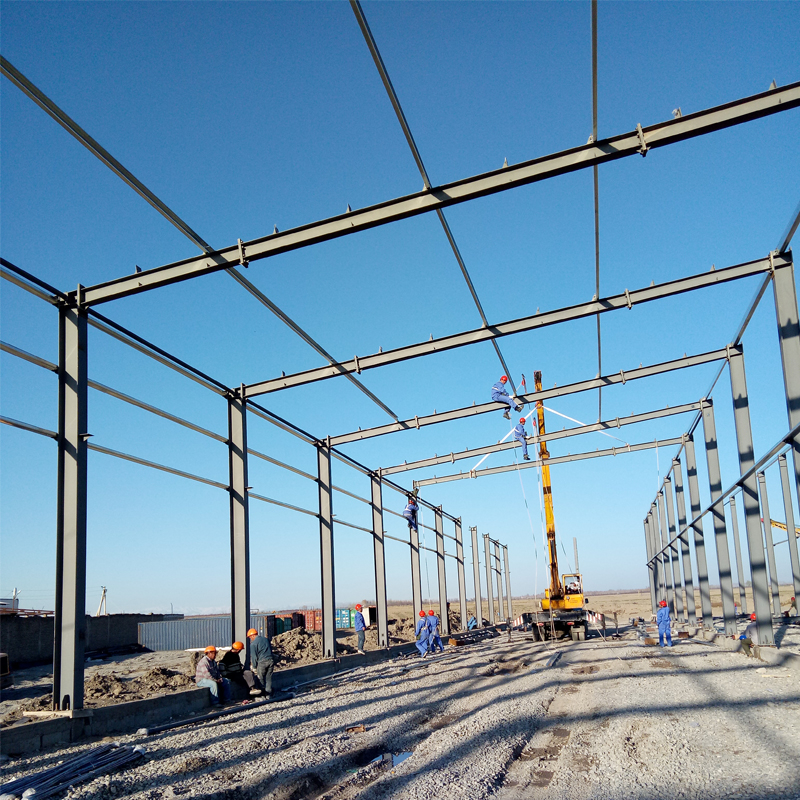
[513,417,530,461]
[354,603,367,654]
[415,610,430,658]
[403,495,419,532]
[656,599,672,647]
[426,609,445,653]
[491,375,521,420]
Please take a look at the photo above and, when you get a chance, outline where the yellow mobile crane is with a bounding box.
[765,518,800,538]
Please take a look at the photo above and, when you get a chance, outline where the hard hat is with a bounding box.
[750,613,756,620]
[204,645,217,655]
[418,610,426,617]
[500,375,508,382]
[246,628,258,637]
[659,600,667,607]
[355,604,362,610]
[231,641,244,652]
[428,609,435,615]
[520,418,526,424]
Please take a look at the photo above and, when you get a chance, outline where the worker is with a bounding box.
[403,495,419,532]
[355,604,367,654]
[195,645,231,705]
[656,599,672,647]
[247,627,274,699]
[220,641,262,696]
[467,614,478,630]
[491,375,521,420]
[784,596,797,617]
[739,612,759,658]
[426,609,445,653]
[415,610,430,658]
[513,417,530,461]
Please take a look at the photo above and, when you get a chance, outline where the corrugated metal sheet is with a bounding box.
[138,615,272,651]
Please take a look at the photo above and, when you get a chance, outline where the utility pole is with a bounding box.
[95,586,107,617]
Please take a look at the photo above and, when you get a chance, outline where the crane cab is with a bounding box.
[541,573,585,611]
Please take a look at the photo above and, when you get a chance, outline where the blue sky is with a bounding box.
[1,1,799,615]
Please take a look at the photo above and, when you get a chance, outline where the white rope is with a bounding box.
[541,404,629,446]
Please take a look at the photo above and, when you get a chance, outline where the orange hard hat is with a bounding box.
[204,645,217,655]
[246,628,258,637]
[750,613,756,621]
[355,604,362,610]
[231,641,244,652]
[418,610,426,617]
[428,609,435,615]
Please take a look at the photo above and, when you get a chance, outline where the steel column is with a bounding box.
[502,545,513,621]
[434,507,449,635]
[455,519,468,631]
[370,474,389,648]
[649,506,664,604]
[778,454,800,602]
[53,305,88,711]
[672,457,696,625]
[685,436,713,623]
[726,354,773,644]
[493,542,504,622]
[471,526,483,627]
[484,534,495,624]
[728,496,749,615]
[410,514,422,620]
[663,478,685,620]
[656,492,676,612]
[757,472,782,616]
[317,445,336,658]
[228,392,250,655]
[644,516,657,614]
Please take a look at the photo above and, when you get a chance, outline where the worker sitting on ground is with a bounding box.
[739,612,760,658]
[195,645,231,705]
[491,375,522,420]
[415,610,431,658]
[426,609,445,653]
[220,641,262,697]
[403,496,419,532]
[467,614,478,630]
[247,627,274,699]
[513,417,531,461]
[656,600,672,648]
[355,604,368,654]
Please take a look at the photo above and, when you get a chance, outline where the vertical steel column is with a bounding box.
[455,519,468,631]
[656,492,676,612]
[370,474,389,648]
[649,505,664,603]
[493,541,504,621]
[470,526,483,627]
[672,457,696,625]
[728,496,749,615]
[502,545,513,620]
[700,398,737,635]
[434,507,449,635]
[663,477,685,620]
[685,436,713,623]
[228,392,250,655]
[53,305,88,711]
[317,445,336,658]
[410,514,422,620]
[778,454,800,603]
[757,472,782,616]
[644,517,657,614]
[484,534,495,624]
[727,353,773,644]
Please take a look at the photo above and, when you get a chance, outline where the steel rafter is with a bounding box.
[330,348,735,446]
[244,255,782,398]
[73,83,800,306]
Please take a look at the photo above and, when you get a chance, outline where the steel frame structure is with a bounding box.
[1,29,798,711]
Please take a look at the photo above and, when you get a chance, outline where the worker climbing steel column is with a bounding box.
[513,417,530,461]
[491,375,522,420]
[427,609,445,653]
[415,610,431,658]
[403,493,419,532]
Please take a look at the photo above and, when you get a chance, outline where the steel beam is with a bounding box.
[381,402,701,476]
[663,477,685,621]
[672,457,696,625]
[370,474,389,648]
[503,545,513,621]
[317,445,336,658]
[471,526,483,627]
[657,491,676,613]
[484,534,495,625]
[410,515,422,620]
[778,454,800,603]
[53,306,88,710]
[455,520,468,632]
[247,258,778,399]
[757,472,782,616]
[75,85,800,306]
[332,350,729,446]
[684,436,712,623]
[434,507,449,635]
[727,353,773,644]
[728,496,748,615]
[228,393,251,656]
[415,437,684,487]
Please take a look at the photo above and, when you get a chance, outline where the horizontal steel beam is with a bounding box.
[415,437,685,487]
[76,84,800,307]
[330,348,734,445]
[243,255,781,397]
[380,401,702,475]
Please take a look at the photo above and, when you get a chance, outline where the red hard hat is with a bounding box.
[428,610,435,615]
[355,604,362,610]
[520,418,526,424]
[418,610,426,617]
[750,613,756,620]
[659,600,667,607]
[500,375,508,382]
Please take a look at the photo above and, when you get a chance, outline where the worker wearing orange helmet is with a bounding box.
[491,375,522,421]
[656,599,672,647]
[247,627,274,698]
[220,641,263,697]
[739,612,759,658]
[513,417,531,461]
[415,610,431,658]
[195,645,231,705]
[354,604,369,654]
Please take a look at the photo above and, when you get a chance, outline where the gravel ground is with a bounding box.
[2,625,799,800]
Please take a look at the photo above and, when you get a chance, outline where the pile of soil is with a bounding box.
[388,617,414,642]
[85,673,127,698]
[272,628,323,666]
[132,667,195,693]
